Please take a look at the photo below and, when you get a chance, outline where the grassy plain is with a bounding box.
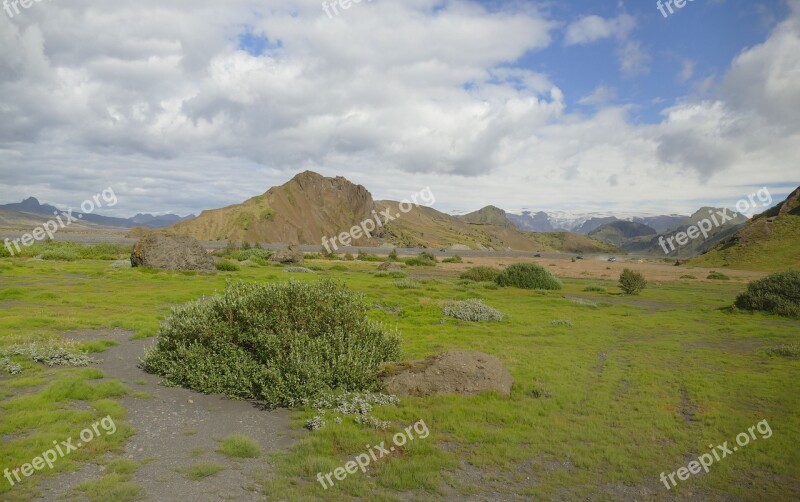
[0,245,797,500]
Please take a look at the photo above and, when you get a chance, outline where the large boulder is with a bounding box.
[269,245,304,265]
[130,234,214,271]
[381,351,513,397]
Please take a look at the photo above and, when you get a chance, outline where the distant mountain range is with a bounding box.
[501,210,687,234]
[0,197,193,229]
[6,178,797,265]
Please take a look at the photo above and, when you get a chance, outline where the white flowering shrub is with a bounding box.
[443,299,504,322]
[142,279,401,407]
[302,391,399,431]
[1,340,93,371]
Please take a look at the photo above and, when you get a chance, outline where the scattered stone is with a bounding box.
[130,234,214,271]
[381,351,513,397]
[378,262,402,271]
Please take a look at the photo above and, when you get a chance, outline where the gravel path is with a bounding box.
[36,329,294,501]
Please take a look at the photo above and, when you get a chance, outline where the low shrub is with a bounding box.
[680,275,697,279]
[141,279,401,406]
[443,299,504,322]
[307,265,325,271]
[405,251,437,267]
[235,249,272,262]
[442,255,463,264]
[734,270,800,318]
[40,250,79,261]
[357,250,382,262]
[707,271,730,280]
[766,343,800,358]
[215,261,240,272]
[583,285,606,292]
[619,268,647,295]
[343,253,355,261]
[495,263,561,290]
[1,340,94,371]
[460,266,500,282]
[329,264,348,272]
[394,279,421,289]
[285,267,315,273]
[388,249,399,261]
[388,271,407,279]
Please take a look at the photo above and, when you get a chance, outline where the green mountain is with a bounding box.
[691,186,800,271]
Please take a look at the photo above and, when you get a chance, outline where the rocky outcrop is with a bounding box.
[130,234,214,271]
[269,245,304,265]
[380,351,513,397]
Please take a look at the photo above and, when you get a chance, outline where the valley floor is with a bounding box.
[0,254,797,501]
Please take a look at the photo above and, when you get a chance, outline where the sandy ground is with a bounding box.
[435,255,767,283]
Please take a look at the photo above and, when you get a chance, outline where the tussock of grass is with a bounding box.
[184,462,224,480]
[218,434,261,458]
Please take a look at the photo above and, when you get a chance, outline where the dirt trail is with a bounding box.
[37,329,294,501]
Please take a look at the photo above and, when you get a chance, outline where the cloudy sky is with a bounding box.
[0,0,798,217]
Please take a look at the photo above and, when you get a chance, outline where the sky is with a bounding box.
[0,0,798,217]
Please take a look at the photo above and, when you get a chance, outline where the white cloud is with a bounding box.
[564,14,636,46]
[0,1,797,217]
[578,85,617,105]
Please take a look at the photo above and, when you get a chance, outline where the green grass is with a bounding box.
[184,462,225,480]
[0,250,798,500]
[217,434,261,458]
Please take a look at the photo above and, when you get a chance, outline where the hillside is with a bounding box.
[690,186,800,271]
[588,221,657,247]
[164,171,618,253]
[169,171,379,246]
[457,206,515,228]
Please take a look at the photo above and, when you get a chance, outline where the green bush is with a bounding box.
[394,279,421,289]
[734,270,800,318]
[442,255,463,264]
[141,279,401,406]
[40,250,79,261]
[215,261,240,272]
[357,250,382,262]
[443,299,504,322]
[680,275,697,279]
[460,266,501,282]
[329,264,348,272]
[235,249,272,262]
[495,263,561,290]
[619,268,647,295]
[707,271,730,280]
[405,251,437,267]
[388,249,399,261]
[583,285,606,292]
